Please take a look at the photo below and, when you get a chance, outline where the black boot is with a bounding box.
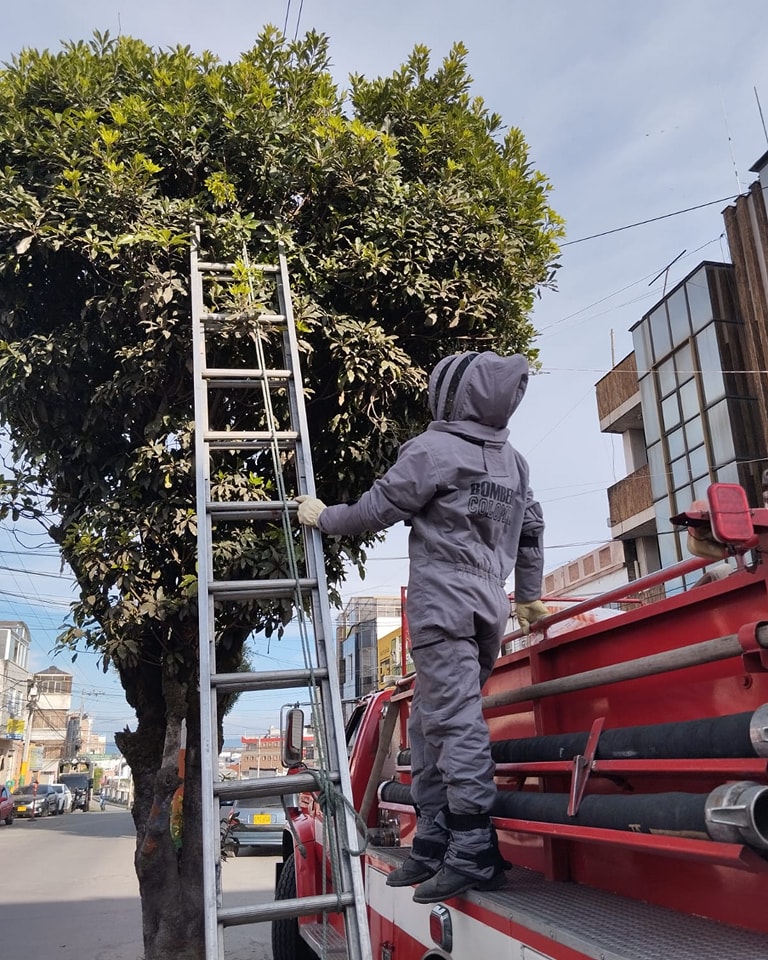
[412,812,509,903]
[387,812,448,887]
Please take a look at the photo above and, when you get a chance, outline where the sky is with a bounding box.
[2,0,768,739]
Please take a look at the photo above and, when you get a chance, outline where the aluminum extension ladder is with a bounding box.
[190,227,371,960]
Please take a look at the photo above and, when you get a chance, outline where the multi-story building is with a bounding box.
[336,596,401,709]
[572,152,768,598]
[0,621,31,781]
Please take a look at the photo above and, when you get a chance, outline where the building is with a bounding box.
[336,596,402,708]
[0,621,31,782]
[552,152,768,601]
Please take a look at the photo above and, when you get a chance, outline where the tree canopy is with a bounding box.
[0,28,561,959]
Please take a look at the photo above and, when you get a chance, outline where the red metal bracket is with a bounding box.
[568,716,605,816]
[738,621,768,673]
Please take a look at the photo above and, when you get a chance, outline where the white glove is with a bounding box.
[296,495,326,527]
[516,599,550,636]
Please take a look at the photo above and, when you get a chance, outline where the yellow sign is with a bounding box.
[5,718,24,739]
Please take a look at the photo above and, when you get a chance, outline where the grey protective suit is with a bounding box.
[317,351,544,817]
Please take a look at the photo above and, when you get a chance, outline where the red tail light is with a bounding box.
[707,483,754,543]
[429,904,453,951]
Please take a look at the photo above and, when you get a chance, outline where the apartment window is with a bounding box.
[648,442,667,500]
[661,393,681,432]
[649,305,672,359]
[667,427,685,460]
[670,456,690,490]
[695,325,726,404]
[638,375,660,444]
[666,287,689,345]
[675,342,694,384]
[634,322,653,374]
[683,414,704,448]
[657,356,676,397]
[686,269,714,331]
[707,399,736,466]
[688,445,709,480]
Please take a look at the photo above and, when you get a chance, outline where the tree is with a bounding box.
[0,28,562,959]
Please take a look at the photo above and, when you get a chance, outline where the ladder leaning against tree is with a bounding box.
[189,225,371,960]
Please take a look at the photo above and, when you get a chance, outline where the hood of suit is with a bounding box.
[428,351,529,427]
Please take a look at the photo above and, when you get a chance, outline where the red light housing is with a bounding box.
[707,483,754,543]
[429,905,452,951]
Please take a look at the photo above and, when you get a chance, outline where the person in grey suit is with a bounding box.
[298,350,548,902]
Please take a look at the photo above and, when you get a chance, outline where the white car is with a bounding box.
[49,783,73,814]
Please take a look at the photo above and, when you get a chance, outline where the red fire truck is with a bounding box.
[274,483,768,959]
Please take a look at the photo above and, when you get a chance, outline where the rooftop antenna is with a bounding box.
[720,93,742,193]
[755,87,768,148]
[649,249,687,297]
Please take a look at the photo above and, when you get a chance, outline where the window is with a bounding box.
[648,442,667,499]
[649,305,672,360]
[657,356,676,398]
[671,456,690,490]
[666,287,689,345]
[661,393,681,431]
[666,427,685,461]
[686,268,714,331]
[695,325,725,404]
[688,445,709,480]
[679,379,700,422]
[675,342,694,385]
[706,399,735,466]
[638,375,660,444]
[633,320,653,374]
[683,414,704,449]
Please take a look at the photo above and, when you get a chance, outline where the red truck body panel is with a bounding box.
[285,496,768,959]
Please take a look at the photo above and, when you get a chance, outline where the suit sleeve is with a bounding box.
[317,438,440,537]
[513,487,545,603]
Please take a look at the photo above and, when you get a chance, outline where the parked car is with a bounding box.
[0,785,14,825]
[229,796,286,854]
[11,783,59,818]
[49,783,73,814]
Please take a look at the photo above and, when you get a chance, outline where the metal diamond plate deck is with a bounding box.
[378,847,768,960]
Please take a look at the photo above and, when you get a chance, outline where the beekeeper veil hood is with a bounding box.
[428,351,529,428]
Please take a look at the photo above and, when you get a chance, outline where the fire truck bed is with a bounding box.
[371,847,768,960]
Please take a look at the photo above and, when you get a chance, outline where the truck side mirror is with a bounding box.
[282,706,305,767]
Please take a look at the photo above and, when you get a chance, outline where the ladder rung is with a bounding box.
[218,892,354,927]
[301,922,348,958]
[207,501,297,521]
[197,260,279,274]
[215,770,339,800]
[209,577,316,600]
[203,368,292,385]
[205,430,298,444]
[199,312,286,325]
[212,667,328,692]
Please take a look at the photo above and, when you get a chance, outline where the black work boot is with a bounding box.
[387,811,448,887]
[412,812,509,903]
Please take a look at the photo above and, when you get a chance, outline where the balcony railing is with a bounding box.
[607,464,652,529]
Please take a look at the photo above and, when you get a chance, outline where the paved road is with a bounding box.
[0,803,277,959]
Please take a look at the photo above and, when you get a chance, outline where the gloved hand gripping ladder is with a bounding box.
[190,227,371,960]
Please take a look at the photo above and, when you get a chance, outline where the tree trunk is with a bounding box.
[117,682,206,960]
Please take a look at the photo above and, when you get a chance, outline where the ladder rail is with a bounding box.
[275,247,372,958]
[191,228,226,959]
[191,231,372,960]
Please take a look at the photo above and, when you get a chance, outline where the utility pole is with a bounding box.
[20,678,39,786]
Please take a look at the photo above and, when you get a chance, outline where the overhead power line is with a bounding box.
[562,194,739,247]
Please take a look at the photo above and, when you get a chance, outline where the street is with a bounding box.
[0,804,277,959]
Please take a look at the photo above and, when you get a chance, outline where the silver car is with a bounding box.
[230,797,286,854]
[49,783,73,814]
